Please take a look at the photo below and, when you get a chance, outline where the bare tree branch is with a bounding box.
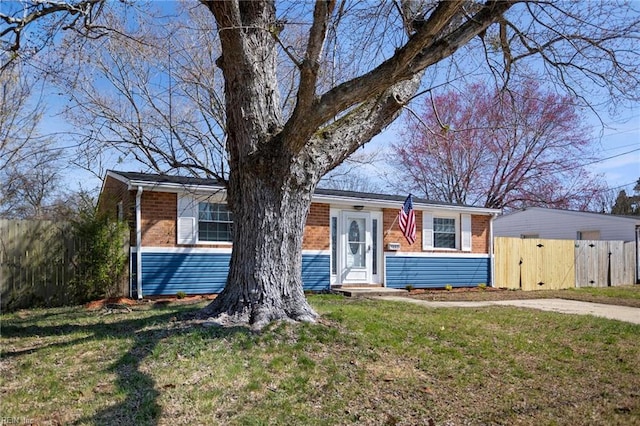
[390,80,608,210]
[1,0,106,70]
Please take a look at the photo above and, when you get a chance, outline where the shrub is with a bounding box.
[176,291,187,299]
[71,207,128,303]
[445,284,453,291]
[478,283,487,290]
[405,284,415,291]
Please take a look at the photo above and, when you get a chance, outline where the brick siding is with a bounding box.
[98,179,491,254]
[382,208,490,254]
[97,176,135,243]
[100,182,332,249]
[471,214,489,254]
[98,176,130,220]
[382,208,423,252]
[303,203,330,250]
[140,191,177,247]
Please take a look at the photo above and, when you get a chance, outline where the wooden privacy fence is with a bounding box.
[494,237,636,291]
[1,219,80,310]
[574,240,636,288]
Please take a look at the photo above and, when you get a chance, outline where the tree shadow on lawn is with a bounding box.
[2,305,251,426]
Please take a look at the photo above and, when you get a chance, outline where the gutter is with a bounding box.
[136,186,143,299]
[312,193,501,215]
[126,180,224,194]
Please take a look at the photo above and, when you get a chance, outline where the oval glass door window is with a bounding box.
[349,220,361,254]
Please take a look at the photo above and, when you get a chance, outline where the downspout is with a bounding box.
[489,213,498,288]
[136,186,143,299]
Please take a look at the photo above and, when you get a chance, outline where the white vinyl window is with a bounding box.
[177,194,232,245]
[423,212,472,251]
[198,202,233,242]
[433,217,456,249]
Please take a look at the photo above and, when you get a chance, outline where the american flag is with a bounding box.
[398,194,416,245]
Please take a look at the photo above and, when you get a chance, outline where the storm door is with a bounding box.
[341,212,372,283]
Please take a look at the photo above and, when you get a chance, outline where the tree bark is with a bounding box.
[199,1,321,328]
[201,157,320,329]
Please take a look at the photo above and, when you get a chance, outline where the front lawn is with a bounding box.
[1,296,638,425]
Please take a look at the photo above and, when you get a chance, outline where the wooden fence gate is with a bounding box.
[574,240,636,287]
[494,237,575,291]
[494,237,636,290]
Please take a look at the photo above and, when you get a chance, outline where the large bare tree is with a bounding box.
[2,1,639,327]
[391,80,608,211]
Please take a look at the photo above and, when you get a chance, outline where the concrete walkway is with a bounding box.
[376,297,640,325]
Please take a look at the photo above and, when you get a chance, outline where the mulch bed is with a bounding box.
[84,294,216,310]
[408,286,503,295]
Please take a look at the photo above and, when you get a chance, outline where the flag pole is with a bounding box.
[384,212,399,236]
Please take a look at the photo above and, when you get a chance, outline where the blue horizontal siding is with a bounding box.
[140,252,230,296]
[301,254,331,291]
[132,252,330,296]
[385,256,490,289]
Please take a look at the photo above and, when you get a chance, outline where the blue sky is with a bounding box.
[590,112,640,191]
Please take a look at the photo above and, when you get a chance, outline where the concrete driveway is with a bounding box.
[376,297,640,325]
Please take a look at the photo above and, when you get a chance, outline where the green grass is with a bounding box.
[1,296,639,425]
[567,285,640,300]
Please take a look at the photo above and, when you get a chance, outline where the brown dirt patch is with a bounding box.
[84,294,216,310]
[84,297,139,310]
[148,294,216,304]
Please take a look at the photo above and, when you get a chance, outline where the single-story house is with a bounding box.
[98,171,501,298]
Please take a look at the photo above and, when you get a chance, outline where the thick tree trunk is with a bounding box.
[199,1,317,328]
[201,163,319,329]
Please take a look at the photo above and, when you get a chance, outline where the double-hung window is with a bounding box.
[423,212,471,251]
[433,217,456,249]
[198,202,233,242]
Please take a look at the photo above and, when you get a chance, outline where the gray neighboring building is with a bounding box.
[493,207,640,241]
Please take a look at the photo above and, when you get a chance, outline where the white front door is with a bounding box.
[341,212,372,283]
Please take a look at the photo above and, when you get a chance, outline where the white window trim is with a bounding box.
[177,194,197,245]
[178,193,233,245]
[460,213,472,252]
[197,201,234,244]
[433,214,459,250]
[330,211,339,277]
[423,211,472,252]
